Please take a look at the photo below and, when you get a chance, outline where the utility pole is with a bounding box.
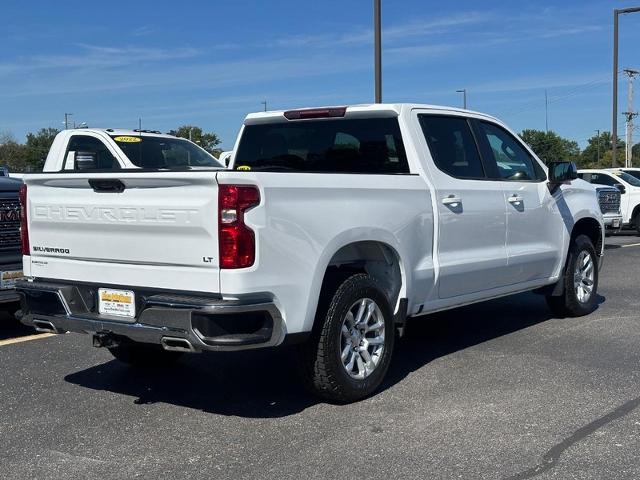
[261,101,267,112]
[456,89,467,109]
[612,7,640,167]
[64,113,73,130]
[595,129,601,165]
[374,0,382,103]
[545,89,549,132]
[623,69,639,168]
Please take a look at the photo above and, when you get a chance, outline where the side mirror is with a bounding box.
[75,151,97,170]
[548,161,578,183]
[614,183,626,194]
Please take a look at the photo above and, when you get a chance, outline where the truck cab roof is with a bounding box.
[244,103,502,125]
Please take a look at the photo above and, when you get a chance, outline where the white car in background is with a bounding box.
[578,168,640,234]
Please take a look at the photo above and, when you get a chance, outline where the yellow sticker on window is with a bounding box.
[236,165,251,171]
[113,136,142,143]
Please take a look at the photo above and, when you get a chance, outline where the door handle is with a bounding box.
[441,196,462,207]
[507,194,523,205]
[89,179,126,193]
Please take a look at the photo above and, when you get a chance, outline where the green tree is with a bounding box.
[169,125,221,156]
[580,131,624,168]
[25,127,60,171]
[0,140,29,172]
[519,129,580,164]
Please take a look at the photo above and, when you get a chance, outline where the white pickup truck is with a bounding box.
[578,168,640,234]
[17,105,604,402]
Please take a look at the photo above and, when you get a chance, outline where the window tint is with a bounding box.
[64,135,119,171]
[477,121,545,181]
[110,135,221,168]
[233,118,409,174]
[582,173,618,187]
[418,115,484,179]
[611,170,640,187]
[622,169,640,181]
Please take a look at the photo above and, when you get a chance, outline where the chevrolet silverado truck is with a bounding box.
[17,105,604,402]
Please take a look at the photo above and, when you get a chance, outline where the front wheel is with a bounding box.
[298,273,395,403]
[546,234,598,317]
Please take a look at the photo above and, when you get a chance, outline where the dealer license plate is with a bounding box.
[1,270,23,289]
[98,288,136,318]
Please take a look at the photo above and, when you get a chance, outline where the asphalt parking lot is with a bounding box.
[2,234,640,480]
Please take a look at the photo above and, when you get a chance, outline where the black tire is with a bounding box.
[546,234,599,317]
[298,273,395,403]
[108,342,183,368]
[635,212,640,236]
[4,302,20,324]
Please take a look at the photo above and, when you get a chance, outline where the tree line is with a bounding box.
[0,125,221,172]
[0,124,636,172]
[520,129,640,168]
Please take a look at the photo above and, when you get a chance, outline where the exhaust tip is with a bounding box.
[161,336,195,353]
[33,319,59,334]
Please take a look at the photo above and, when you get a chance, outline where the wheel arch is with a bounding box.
[305,237,408,333]
[571,216,603,255]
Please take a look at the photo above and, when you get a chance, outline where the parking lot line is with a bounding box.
[621,242,640,248]
[0,333,56,347]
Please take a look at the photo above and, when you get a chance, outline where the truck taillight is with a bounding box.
[218,185,260,269]
[19,184,29,255]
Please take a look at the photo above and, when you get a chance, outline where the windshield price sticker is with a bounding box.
[113,136,142,143]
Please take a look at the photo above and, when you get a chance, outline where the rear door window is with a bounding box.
[233,117,409,173]
[586,173,619,186]
[418,115,485,179]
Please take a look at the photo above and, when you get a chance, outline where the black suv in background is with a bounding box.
[0,175,24,314]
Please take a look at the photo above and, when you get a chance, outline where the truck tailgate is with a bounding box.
[24,172,220,293]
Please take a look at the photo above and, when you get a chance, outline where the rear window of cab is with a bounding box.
[110,135,221,169]
[234,117,409,174]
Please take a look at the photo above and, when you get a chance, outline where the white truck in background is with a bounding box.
[578,168,640,234]
[17,105,603,402]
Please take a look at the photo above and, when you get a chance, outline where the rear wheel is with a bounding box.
[108,342,183,368]
[634,212,640,236]
[546,234,598,317]
[298,273,395,403]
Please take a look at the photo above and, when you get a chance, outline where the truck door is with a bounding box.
[416,113,509,299]
[471,120,564,284]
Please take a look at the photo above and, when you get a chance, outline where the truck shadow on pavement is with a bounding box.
[64,292,603,418]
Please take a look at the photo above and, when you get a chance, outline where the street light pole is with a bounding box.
[374,0,382,103]
[612,6,640,167]
[456,89,467,109]
[596,129,601,165]
[261,100,267,112]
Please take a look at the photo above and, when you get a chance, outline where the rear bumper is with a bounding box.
[16,279,287,352]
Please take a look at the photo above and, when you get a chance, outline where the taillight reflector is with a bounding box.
[218,185,260,269]
[19,184,29,255]
[283,107,347,120]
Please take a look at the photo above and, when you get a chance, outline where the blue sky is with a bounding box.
[1,0,640,149]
